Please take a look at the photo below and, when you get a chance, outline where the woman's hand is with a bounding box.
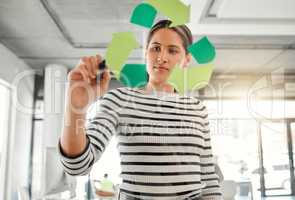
[67,55,111,110]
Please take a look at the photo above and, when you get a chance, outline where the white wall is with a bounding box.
[0,43,34,200]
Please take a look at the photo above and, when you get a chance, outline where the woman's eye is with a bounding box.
[169,49,179,54]
[153,46,161,51]
[150,46,161,52]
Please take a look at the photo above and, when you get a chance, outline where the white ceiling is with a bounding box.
[0,0,294,75]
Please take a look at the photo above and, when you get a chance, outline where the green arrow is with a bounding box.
[145,0,190,27]
[168,63,214,94]
[130,3,157,28]
[105,32,139,80]
[188,36,216,64]
[119,64,148,88]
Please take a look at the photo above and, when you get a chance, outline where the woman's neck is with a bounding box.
[144,81,175,94]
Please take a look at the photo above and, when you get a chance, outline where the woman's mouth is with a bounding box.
[153,66,169,71]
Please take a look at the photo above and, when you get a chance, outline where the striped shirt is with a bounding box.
[59,87,223,200]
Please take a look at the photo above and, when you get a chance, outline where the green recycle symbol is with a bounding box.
[104,0,216,94]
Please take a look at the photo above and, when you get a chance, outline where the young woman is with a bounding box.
[59,20,222,200]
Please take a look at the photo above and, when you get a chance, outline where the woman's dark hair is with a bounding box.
[146,19,193,54]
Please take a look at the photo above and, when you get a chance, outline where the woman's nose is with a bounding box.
[157,49,168,63]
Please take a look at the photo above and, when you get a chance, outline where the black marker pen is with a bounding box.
[97,60,106,82]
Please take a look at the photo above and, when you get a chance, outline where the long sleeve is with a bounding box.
[58,89,121,176]
[200,105,223,200]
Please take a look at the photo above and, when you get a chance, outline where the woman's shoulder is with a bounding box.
[182,95,208,112]
[189,96,203,105]
[178,92,202,104]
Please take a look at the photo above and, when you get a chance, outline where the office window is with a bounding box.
[205,99,295,197]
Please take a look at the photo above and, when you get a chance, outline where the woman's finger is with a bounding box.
[96,54,102,64]
[79,64,91,83]
[101,70,111,85]
[81,57,94,78]
[89,56,97,78]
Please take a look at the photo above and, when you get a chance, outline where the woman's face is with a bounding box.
[145,28,191,84]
